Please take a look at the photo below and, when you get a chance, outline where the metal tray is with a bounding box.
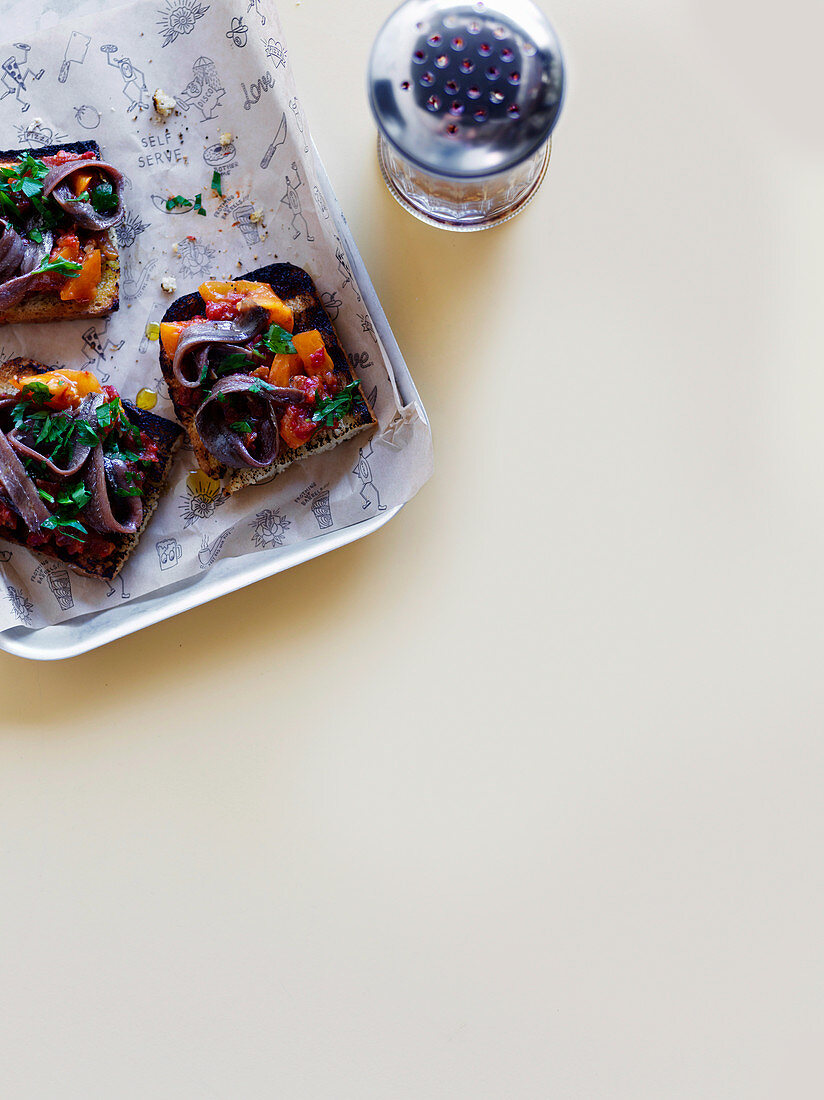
[0,159,428,661]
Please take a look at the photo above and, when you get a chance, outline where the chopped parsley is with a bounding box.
[0,154,50,199]
[36,257,83,278]
[230,420,253,434]
[215,350,264,376]
[95,398,121,431]
[39,479,92,542]
[262,323,296,356]
[211,171,222,195]
[28,228,43,244]
[166,192,206,215]
[312,381,361,427]
[16,379,53,406]
[166,194,193,211]
[91,180,119,214]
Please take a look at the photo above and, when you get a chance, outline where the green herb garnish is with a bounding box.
[166,194,193,211]
[211,171,222,196]
[95,398,121,431]
[17,380,53,405]
[36,257,83,278]
[28,228,43,244]
[194,193,206,216]
[91,181,119,215]
[311,381,361,427]
[0,190,21,223]
[230,420,253,434]
[41,516,87,542]
[262,323,296,356]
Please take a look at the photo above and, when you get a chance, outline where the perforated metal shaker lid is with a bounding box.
[368,0,564,179]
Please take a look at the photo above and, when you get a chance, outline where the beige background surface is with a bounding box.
[2,0,824,1096]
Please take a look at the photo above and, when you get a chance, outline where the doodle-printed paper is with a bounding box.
[0,0,432,633]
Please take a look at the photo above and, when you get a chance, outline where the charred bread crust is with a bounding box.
[0,141,120,326]
[0,358,183,581]
[159,263,377,494]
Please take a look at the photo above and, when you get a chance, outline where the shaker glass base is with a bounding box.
[377,134,551,233]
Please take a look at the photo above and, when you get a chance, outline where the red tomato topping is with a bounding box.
[289,374,321,404]
[204,296,243,321]
[279,403,316,450]
[42,150,97,166]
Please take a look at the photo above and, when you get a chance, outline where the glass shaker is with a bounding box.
[368,0,565,231]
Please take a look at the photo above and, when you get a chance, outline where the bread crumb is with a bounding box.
[153,89,177,118]
[249,208,264,224]
[172,243,180,256]
[160,275,177,293]
[219,131,233,146]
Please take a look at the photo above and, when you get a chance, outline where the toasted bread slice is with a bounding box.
[159,263,377,495]
[0,141,120,326]
[0,359,182,581]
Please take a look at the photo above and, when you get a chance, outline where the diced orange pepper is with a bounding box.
[268,353,302,388]
[53,234,81,264]
[292,330,334,376]
[279,405,315,450]
[72,170,94,197]
[198,280,294,332]
[60,249,101,302]
[160,321,188,358]
[12,369,102,411]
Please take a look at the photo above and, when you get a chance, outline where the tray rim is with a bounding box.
[0,155,429,660]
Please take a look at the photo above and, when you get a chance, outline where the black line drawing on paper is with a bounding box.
[0,550,12,564]
[250,509,290,550]
[310,491,333,530]
[349,351,373,374]
[322,290,342,321]
[101,46,150,113]
[1,45,45,113]
[226,16,249,47]
[241,70,275,112]
[31,563,74,611]
[260,111,286,170]
[116,210,151,248]
[5,584,34,625]
[198,528,234,569]
[261,38,287,70]
[175,56,225,121]
[105,574,131,600]
[366,385,378,409]
[336,244,360,301]
[288,97,309,153]
[180,471,225,529]
[15,120,67,146]
[313,185,330,220]
[216,193,263,246]
[247,0,267,27]
[294,484,334,531]
[204,139,237,174]
[352,440,386,512]
[81,321,125,381]
[176,236,216,278]
[281,162,314,242]
[156,537,183,571]
[58,31,90,83]
[157,0,210,48]
[122,256,159,303]
[73,104,101,130]
[357,313,377,340]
